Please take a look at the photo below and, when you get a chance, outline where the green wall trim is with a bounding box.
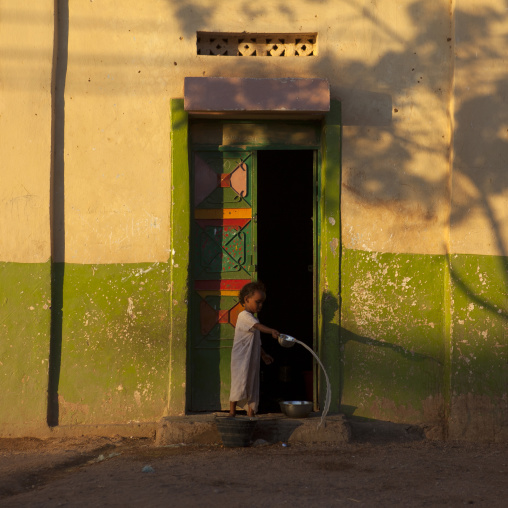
[1,246,505,437]
[319,100,342,413]
[168,99,189,415]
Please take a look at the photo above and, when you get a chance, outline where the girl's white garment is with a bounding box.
[229,310,261,413]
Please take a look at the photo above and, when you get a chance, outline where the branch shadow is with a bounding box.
[322,290,442,412]
[166,0,507,423]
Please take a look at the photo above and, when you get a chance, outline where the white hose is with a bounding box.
[293,339,331,429]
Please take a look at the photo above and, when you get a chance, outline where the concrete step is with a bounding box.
[155,413,351,446]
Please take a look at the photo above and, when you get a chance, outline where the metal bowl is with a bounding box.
[280,400,313,418]
[278,334,296,348]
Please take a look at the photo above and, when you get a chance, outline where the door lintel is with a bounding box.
[184,77,330,115]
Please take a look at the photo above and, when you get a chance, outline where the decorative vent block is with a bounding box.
[197,32,317,56]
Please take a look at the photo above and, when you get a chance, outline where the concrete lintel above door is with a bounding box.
[184,77,330,114]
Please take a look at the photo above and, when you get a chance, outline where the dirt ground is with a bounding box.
[0,431,506,507]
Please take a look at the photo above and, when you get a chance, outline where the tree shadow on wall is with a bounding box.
[166,0,507,425]
[168,0,507,320]
[321,291,443,411]
[41,0,507,424]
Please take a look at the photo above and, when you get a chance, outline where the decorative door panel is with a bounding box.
[190,151,256,410]
[194,153,251,209]
[194,215,253,279]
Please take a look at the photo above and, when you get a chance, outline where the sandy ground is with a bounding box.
[0,433,506,507]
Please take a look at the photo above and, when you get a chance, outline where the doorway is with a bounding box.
[187,147,316,413]
[257,150,315,412]
[171,106,342,417]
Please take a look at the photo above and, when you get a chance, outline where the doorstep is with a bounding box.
[155,413,351,446]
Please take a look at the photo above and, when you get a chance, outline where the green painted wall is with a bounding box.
[340,249,447,434]
[0,262,51,433]
[340,248,507,441]
[1,261,172,432]
[54,262,171,425]
[167,99,189,416]
[448,254,508,441]
[1,253,506,439]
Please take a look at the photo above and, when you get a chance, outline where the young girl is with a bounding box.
[229,281,279,417]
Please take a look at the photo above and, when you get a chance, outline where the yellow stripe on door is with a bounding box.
[194,208,252,219]
[197,290,239,298]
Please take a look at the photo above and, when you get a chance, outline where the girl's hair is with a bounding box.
[239,281,266,304]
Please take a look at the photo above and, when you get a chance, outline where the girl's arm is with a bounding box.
[253,323,280,339]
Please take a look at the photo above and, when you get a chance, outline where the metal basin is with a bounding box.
[278,334,296,348]
[280,400,313,418]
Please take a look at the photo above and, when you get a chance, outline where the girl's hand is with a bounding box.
[261,352,274,365]
[271,329,280,339]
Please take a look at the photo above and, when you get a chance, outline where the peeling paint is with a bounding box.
[127,297,134,316]
[329,237,339,254]
[341,247,508,437]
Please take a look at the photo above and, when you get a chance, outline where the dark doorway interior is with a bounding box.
[257,150,315,412]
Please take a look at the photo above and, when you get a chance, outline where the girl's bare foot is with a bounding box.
[228,412,236,417]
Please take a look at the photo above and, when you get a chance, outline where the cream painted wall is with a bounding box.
[1,0,506,263]
[0,0,53,263]
[62,1,173,263]
[63,0,454,262]
[451,0,508,256]
[331,1,453,256]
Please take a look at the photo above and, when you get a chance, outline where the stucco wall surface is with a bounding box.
[0,0,506,439]
[0,262,51,434]
[60,0,458,262]
[2,0,506,262]
[451,0,508,256]
[0,1,54,434]
[0,0,53,263]
[54,263,171,425]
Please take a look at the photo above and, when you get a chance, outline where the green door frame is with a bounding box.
[167,99,341,416]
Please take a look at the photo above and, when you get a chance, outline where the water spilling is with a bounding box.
[278,334,331,428]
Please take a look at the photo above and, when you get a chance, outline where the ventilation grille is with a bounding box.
[197,32,317,56]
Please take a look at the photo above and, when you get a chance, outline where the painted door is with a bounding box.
[190,150,256,410]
